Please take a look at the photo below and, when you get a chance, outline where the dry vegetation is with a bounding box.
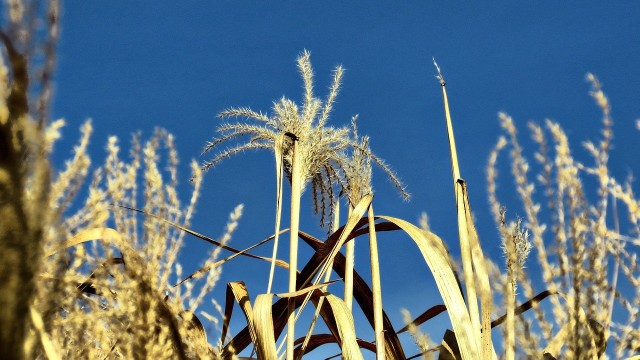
[1,1,639,359]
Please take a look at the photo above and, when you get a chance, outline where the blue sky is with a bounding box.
[52,2,640,358]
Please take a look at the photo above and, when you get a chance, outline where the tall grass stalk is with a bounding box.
[434,61,477,322]
[435,59,495,359]
[267,134,286,294]
[368,204,385,360]
[344,208,355,311]
[0,4,59,354]
[287,134,302,360]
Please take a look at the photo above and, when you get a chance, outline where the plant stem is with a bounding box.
[287,135,302,360]
[345,205,355,311]
[437,69,461,184]
[267,135,285,294]
[368,203,385,360]
[505,257,516,360]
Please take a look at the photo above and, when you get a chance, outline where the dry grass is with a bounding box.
[487,74,640,358]
[1,2,639,359]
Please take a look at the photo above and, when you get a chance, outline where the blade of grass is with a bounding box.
[378,215,480,360]
[324,294,364,360]
[175,230,290,287]
[253,294,279,359]
[435,60,495,359]
[276,280,339,298]
[490,289,557,327]
[396,304,447,334]
[116,205,276,264]
[45,227,126,257]
[459,180,495,359]
[435,60,481,347]
[221,282,247,345]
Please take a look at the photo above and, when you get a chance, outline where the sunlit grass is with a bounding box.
[1,4,639,359]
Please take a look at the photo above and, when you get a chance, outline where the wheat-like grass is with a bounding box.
[0,30,235,353]
[1,19,54,356]
[487,74,640,358]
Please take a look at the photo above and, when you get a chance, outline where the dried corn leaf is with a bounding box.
[324,294,364,360]
[456,179,495,359]
[294,334,376,358]
[253,293,278,359]
[377,215,480,360]
[276,280,338,298]
[299,229,406,360]
[117,205,276,265]
[45,227,126,257]
[222,281,255,348]
[397,304,447,334]
[175,231,290,287]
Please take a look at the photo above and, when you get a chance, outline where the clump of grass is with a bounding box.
[1,6,238,355]
[37,126,239,359]
[1,3,59,354]
[487,73,640,358]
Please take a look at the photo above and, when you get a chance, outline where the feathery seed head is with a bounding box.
[202,51,409,227]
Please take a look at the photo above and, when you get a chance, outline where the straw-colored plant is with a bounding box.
[1,1,59,354]
[195,56,501,360]
[0,5,237,356]
[2,1,639,358]
[201,50,408,360]
[487,73,640,359]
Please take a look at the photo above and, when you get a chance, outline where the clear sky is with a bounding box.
[52,2,640,358]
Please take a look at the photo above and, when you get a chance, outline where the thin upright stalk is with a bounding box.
[505,249,516,360]
[437,67,461,183]
[344,204,355,311]
[287,135,302,360]
[267,135,285,294]
[605,196,620,341]
[436,60,496,358]
[436,62,480,331]
[368,203,385,360]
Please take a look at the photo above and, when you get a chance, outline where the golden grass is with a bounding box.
[2,5,639,358]
[486,74,640,358]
